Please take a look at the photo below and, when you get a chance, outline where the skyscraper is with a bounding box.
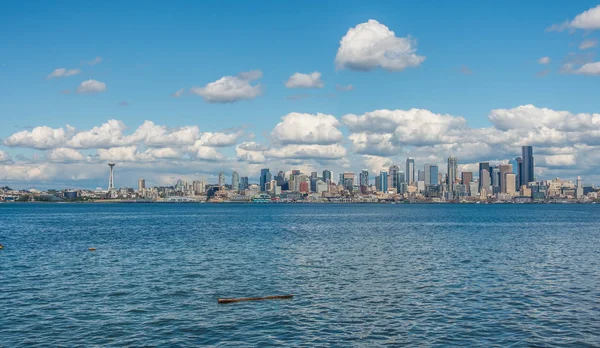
[389,165,400,191]
[406,158,415,185]
[447,156,458,191]
[499,164,512,193]
[479,162,490,192]
[260,168,271,192]
[424,164,438,185]
[360,169,369,187]
[322,170,332,184]
[343,172,355,192]
[515,157,523,188]
[398,171,406,193]
[218,172,225,188]
[379,171,388,192]
[138,178,145,192]
[521,146,534,186]
[231,171,240,191]
[240,177,249,191]
[461,172,473,195]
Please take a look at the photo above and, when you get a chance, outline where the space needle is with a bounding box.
[108,162,116,191]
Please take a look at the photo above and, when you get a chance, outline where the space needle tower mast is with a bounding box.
[108,162,116,190]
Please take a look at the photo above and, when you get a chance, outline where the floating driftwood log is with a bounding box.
[218,294,293,304]
[88,248,97,251]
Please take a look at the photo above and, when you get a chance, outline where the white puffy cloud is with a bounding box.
[542,154,577,167]
[488,104,600,132]
[200,131,245,147]
[77,79,106,94]
[580,39,598,50]
[271,112,343,145]
[47,68,81,79]
[67,120,128,148]
[572,62,600,75]
[97,146,138,162]
[47,148,85,162]
[285,71,324,88]
[548,5,600,31]
[335,19,425,72]
[0,150,11,162]
[348,132,401,156]
[362,155,392,174]
[188,145,224,161]
[236,141,266,164]
[265,144,347,160]
[130,121,201,147]
[3,125,75,149]
[190,70,262,103]
[537,56,551,64]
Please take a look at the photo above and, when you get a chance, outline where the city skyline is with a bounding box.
[2,2,600,189]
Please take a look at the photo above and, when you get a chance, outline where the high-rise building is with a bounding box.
[343,172,355,192]
[322,170,332,184]
[359,169,369,191]
[447,156,458,191]
[108,162,115,190]
[193,180,205,195]
[424,164,438,185]
[398,171,407,193]
[521,146,534,186]
[218,172,225,188]
[406,158,415,185]
[379,171,388,192]
[576,176,584,198]
[311,172,318,180]
[506,173,517,196]
[491,166,500,193]
[389,165,400,191]
[240,177,249,191]
[260,168,271,192]
[499,164,512,193]
[515,157,523,188]
[479,162,490,192]
[231,171,240,191]
[275,171,286,186]
[461,172,473,195]
[418,170,425,182]
[138,178,145,192]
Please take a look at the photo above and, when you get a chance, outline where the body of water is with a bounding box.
[1,203,599,346]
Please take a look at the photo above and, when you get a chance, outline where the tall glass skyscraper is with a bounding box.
[259,168,271,192]
[379,171,388,192]
[406,158,415,185]
[521,146,534,186]
[447,156,458,191]
[389,165,400,190]
[231,171,239,191]
[479,162,490,192]
[322,170,332,183]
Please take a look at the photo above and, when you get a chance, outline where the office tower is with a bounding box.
[343,172,355,192]
[576,176,584,198]
[447,156,458,191]
[193,180,205,195]
[218,172,225,188]
[398,171,406,193]
[499,164,512,193]
[310,176,318,192]
[231,171,240,191]
[469,181,479,197]
[108,162,115,190]
[521,146,534,186]
[291,170,301,176]
[311,172,318,180]
[480,169,491,195]
[240,176,249,191]
[360,169,369,191]
[424,164,438,185]
[505,173,517,195]
[418,170,425,182]
[491,166,500,193]
[406,158,415,185]
[515,157,523,188]
[275,171,286,186]
[379,171,388,192]
[138,178,145,192]
[479,162,490,192]
[389,165,400,190]
[461,172,473,195]
[322,170,332,184]
[260,168,271,192]
[339,173,344,186]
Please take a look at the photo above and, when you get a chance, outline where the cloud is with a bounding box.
[362,155,393,174]
[46,148,85,162]
[579,39,598,50]
[171,88,185,98]
[97,146,138,162]
[0,150,11,162]
[348,132,401,156]
[335,19,425,72]
[265,144,347,160]
[336,84,354,91]
[67,120,128,148]
[236,141,266,164]
[47,68,81,79]
[537,56,551,65]
[88,56,103,65]
[548,5,600,31]
[190,70,262,103]
[271,112,344,145]
[285,71,324,88]
[3,125,75,149]
[572,62,600,75]
[77,79,106,94]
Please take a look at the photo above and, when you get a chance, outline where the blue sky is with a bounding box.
[1,1,600,188]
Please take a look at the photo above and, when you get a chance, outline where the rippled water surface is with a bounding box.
[1,203,600,346]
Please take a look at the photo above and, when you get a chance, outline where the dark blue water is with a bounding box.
[1,203,599,346]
